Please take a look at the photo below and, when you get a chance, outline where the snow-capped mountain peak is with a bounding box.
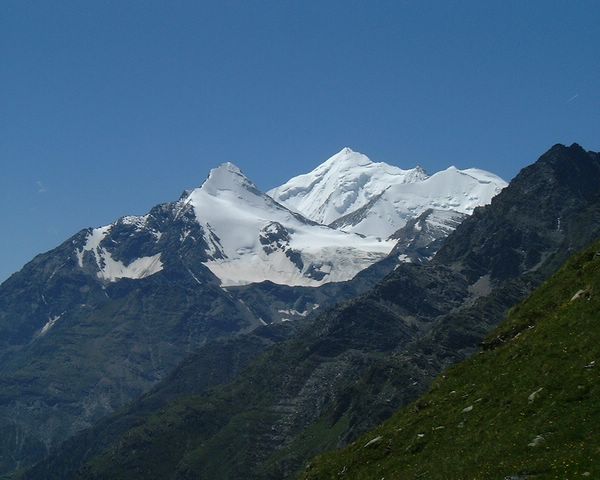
[268,148,429,226]
[270,148,507,238]
[176,162,394,286]
[319,147,372,169]
[198,162,258,196]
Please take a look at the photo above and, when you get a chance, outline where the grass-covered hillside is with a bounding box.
[303,239,600,480]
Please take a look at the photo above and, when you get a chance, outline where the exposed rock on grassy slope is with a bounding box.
[303,238,600,479]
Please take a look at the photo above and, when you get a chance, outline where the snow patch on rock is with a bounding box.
[38,313,64,336]
[76,227,164,282]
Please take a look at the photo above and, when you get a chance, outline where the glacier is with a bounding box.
[269,147,507,238]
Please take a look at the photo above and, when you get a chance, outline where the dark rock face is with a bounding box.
[0,203,254,473]
[259,221,291,254]
[0,193,263,473]
[389,208,467,263]
[435,144,600,283]
[23,144,600,480]
[258,222,306,272]
[0,192,403,474]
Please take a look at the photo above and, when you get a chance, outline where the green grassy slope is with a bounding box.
[303,240,600,480]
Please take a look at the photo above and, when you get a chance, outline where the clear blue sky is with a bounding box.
[1,0,599,282]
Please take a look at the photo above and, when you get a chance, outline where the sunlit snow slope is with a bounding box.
[183,163,392,286]
[269,148,507,238]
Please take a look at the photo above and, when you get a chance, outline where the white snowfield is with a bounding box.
[269,148,507,238]
[268,148,428,226]
[183,162,392,286]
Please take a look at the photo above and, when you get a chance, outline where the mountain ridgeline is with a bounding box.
[0,148,504,475]
[20,143,600,479]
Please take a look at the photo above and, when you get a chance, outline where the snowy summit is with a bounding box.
[178,161,393,286]
[269,148,507,237]
[268,147,428,227]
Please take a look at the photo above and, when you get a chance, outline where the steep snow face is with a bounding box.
[268,147,428,227]
[270,149,507,238]
[183,162,393,287]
